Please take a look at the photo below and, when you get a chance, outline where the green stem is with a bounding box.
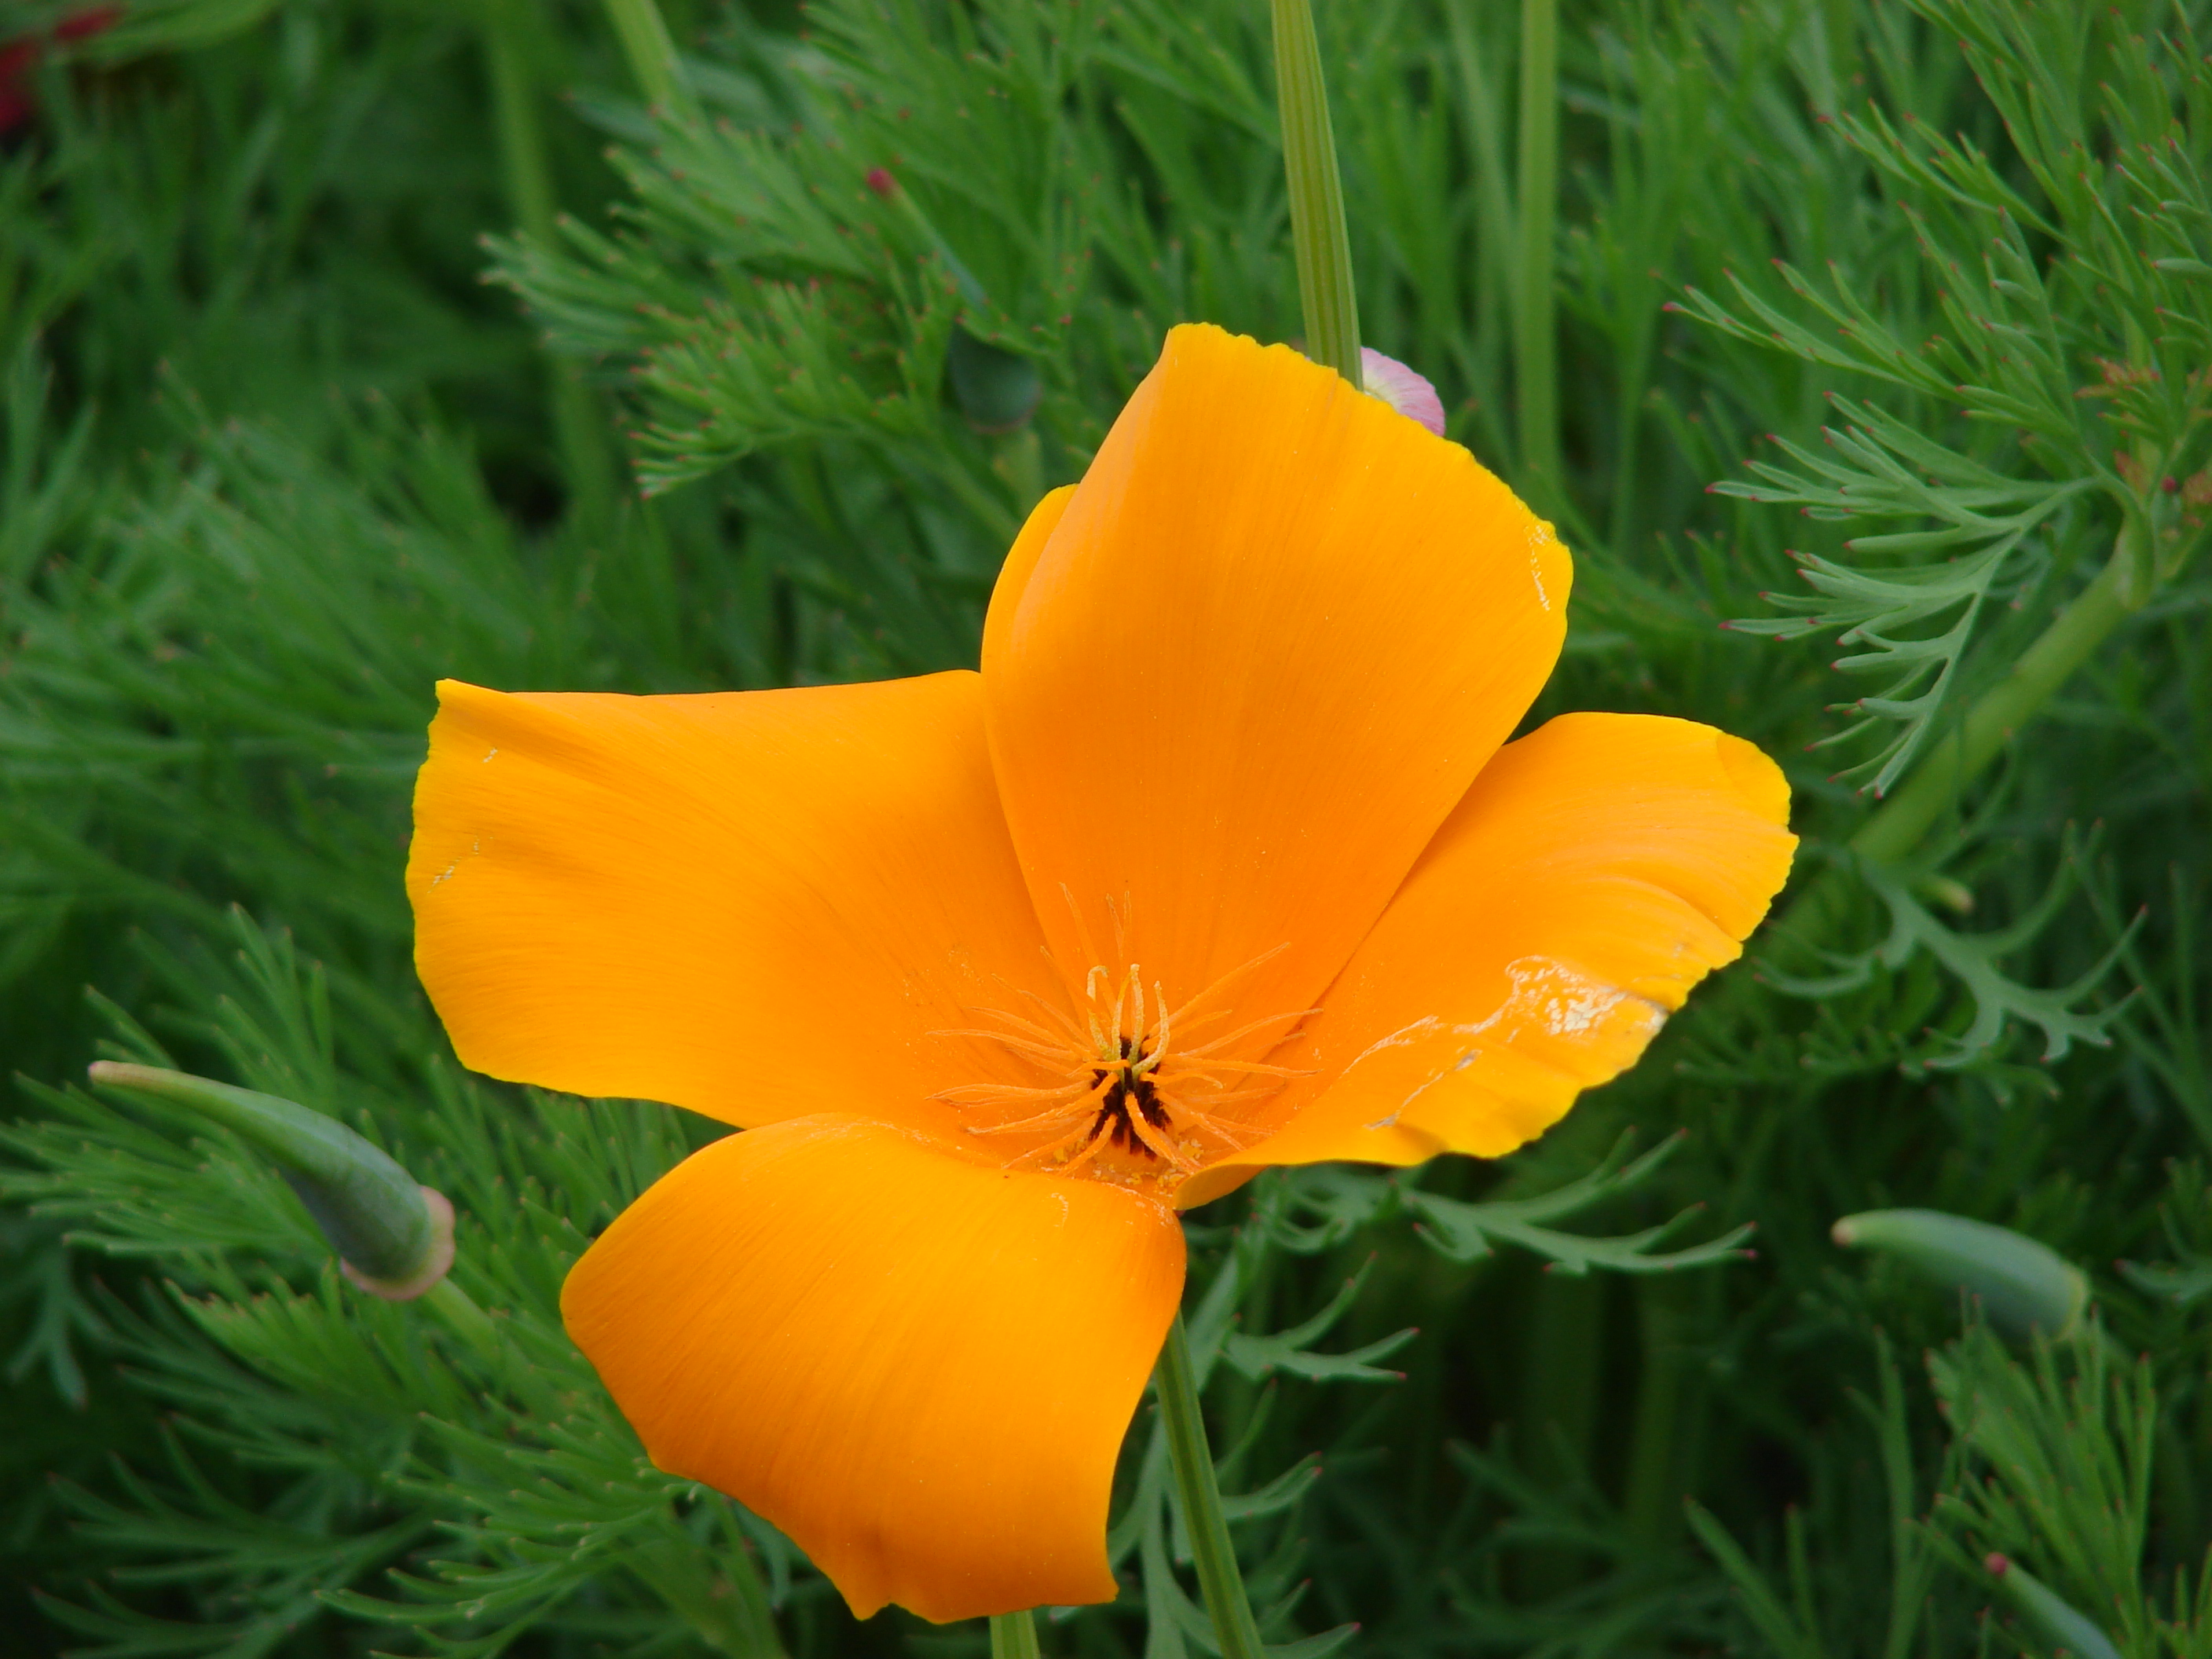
[1768,528,2144,962]
[990,1610,1043,1659]
[1514,0,1561,500]
[482,1,555,238]
[602,0,696,120]
[1270,0,1361,386]
[1514,1271,1602,1598]
[1621,1276,1686,1549]
[1445,7,1515,460]
[482,0,617,526]
[419,1275,572,1419]
[1849,539,2138,864]
[419,1276,504,1367]
[1155,1313,1265,1659]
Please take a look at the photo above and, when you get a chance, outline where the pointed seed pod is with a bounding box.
[89,1062,454,1299]
[1984,1555,2123,1659]
[1832,1209,2088,1341]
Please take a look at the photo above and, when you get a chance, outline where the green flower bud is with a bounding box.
[1832,1208,2089,1341]
[862,165,1042,433]
[88,1062,453,1299]
[1984,1554,2122,1659]
[945,326,1043,434]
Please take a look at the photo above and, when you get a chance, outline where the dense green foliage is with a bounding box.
[1,0,2208,1655]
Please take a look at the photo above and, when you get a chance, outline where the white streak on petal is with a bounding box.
[1527,520,1555,611]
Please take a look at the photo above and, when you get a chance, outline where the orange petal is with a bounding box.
[984,323,1569,1035]
[407,672,1060,1132]
[562,1115,1186,1622]
[982,483,1076,668]
[1181,714,1795,1201]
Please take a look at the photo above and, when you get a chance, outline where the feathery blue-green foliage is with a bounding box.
[2,0,2209,1654]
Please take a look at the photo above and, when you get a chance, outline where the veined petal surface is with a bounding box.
[984,323,1570,1035]
[561,1115,1186,1622]
[408,672,1059,1132]
[1183,714,1795,1199]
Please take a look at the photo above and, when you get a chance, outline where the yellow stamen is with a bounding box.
[940,944,1309,1189]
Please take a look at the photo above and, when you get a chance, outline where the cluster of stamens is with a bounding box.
[932,954,1312,1185]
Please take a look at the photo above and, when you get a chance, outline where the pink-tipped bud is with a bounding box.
[1832,1208,2087,1340]
[864,167,897,198]
[89,1062,455,1300]
[1358,349,1446,436]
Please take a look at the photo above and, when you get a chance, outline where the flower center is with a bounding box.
[1086,1032,1174,1157]
[932,954,1313,1190]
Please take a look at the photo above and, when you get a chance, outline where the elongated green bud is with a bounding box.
[1984,1555,2123,1659]
[1832,1209,2088,1341]
[88,1062,454,1299]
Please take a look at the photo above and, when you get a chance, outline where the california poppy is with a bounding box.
[407,324,1796,1624]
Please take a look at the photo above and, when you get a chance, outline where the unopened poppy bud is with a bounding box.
[1358,348,1445,435]
[1832,1208,2088,1341]
[862,164,1041,433]
[947,327,1043,434]
[87,1062,453,1300]
[1983,1554,2122,1659]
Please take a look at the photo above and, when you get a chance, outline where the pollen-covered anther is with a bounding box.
[931,954,1317,1185]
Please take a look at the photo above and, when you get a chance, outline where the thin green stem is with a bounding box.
[1767,527,2146,962]
[1514,0,1561,500]
[1514,1272,1602,1598]
[990,1610,1044,1659]
[1155,1313,1265,1659]
[1270,0,1361,386]
[602,0,696,121]
[419,1275,572,1418]
[1849,537,2138,865]
[483,5,555,236]
[419,1276,504,1367]
[482,0,616,525]
[1622,1276,1687,1549]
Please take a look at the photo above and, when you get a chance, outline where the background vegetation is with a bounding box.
[0,0,2207,1654]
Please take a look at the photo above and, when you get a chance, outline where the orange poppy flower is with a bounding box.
[406,324,1796,1625]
